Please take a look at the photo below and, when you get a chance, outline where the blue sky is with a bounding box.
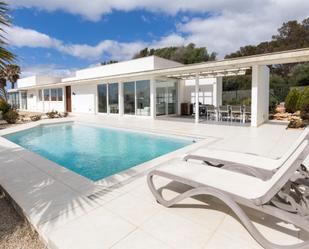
[5,0,309,77]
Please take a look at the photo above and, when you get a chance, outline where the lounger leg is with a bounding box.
[147,172,309,249]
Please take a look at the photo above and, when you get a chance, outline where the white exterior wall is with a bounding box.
[71,84,97,114]
[62,56,183,82]
[26,90,37,111]
[181,78,216,105]
[25,88,65,112]
[18,76,37,88]
[251,65,270,127]
[17,76,61,88]
[153,56,183,69]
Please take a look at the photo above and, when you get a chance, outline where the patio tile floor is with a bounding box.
[0,116,306,249]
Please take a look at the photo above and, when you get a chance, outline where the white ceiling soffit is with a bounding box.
[167,67,250,79]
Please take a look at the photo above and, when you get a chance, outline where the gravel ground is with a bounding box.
[0,191,47,249]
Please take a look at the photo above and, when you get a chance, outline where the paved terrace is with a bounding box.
[0,115,307,249]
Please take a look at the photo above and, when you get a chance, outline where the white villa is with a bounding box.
[8,48,309,127]
[2,48,309,249]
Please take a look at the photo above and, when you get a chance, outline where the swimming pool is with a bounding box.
[4,123,192,181]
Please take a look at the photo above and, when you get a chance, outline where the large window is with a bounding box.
[9,92,20,109]
[136,80,150,116]
[123,82,135,115]
[44,89,50,101]
[40,88,63,101]
[108,83,119,114]
[20,91,27,110]
[51,89,57,101]
[57,88,63,101]
[98,84,107,113]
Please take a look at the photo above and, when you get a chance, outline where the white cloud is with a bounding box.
[4,25,147,60]
[20,64,75,78]
[8,0,309,58]
[4,25,186,60]
[9,0,263,21]
[176,0,309,57]
[4,26,62,48]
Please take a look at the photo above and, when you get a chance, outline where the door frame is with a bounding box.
[65,86,72,112]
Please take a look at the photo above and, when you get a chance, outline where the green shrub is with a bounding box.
[269,95,278,114]
[46,110,59,119]
[297,86,309,110]
[30,114,41,121]
[3,109,19,124]
[0,99,11,115]
[285,88,301,113]
[300,101,309,120]
[241,98,251,106]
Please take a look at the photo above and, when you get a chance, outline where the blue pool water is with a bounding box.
[4,123,192,181]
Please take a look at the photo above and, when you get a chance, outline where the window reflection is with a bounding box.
[124,82,135,115]
[136,80,150,116]
[98,84,107,113]
[108,83,119,113]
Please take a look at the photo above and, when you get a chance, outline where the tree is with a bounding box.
[100,60,118,65]
[5,64,20,89]
[223,17,309,102]
[133,43,216,64]
[0,64,21,101]
[289,64,309,86]
[0,2,15,68]
[225,18,309,59]
[0,2,16,101]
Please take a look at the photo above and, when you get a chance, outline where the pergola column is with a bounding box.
[118,81,124,116]
[213,77,222,107]
[150,78,156,119]
[251,65,270,127]
[195,73,199,123]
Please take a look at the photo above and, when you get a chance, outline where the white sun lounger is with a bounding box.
[148,140,309,249]
[182,128,309,173]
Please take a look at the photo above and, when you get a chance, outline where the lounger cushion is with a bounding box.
[155,160,268,200]
[189,127,309,171]
[189,148,281,170]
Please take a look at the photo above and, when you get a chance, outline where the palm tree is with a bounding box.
[0,2,15,68]
[0,64,21,101]
[0,68,6,101]
[0,2,17,101]
[5,64,20,89]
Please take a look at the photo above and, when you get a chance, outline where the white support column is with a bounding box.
[213,77,223,107]
[195,73,199,123]
[251,65,270,127]
[150,78,156,119]
[118,82,124,116]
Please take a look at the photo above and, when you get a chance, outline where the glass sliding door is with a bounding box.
[156,87,166,116]
[108,83,119,114]
[167,83,177,115]
[136,80,150,116]
[20,91,27,110]
[98,84,107,113]
[156,80,178,116]
[9,92,20,109]
[123,82,135,115]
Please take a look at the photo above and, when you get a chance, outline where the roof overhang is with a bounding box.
[14,48,309,91]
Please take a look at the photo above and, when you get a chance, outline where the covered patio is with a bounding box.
[153,48,309,127]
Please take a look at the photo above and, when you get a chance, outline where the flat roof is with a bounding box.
[13,47,309,91]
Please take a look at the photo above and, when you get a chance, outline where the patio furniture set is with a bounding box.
[194,104,251,123]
